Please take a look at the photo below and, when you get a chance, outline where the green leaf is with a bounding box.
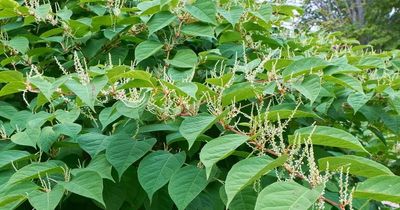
[251,4,272,23]
[54,108,80,124]
[255,181,323,210]
[99,107,121,130]
[179,114,217,149]
[218,6,243,26]
[185,0,217,25]
[260,103,320,122]
[53,123,82,139]
[324,74,364,93]
[7,160,64,185]
[106,136,156,178]
[292,74,321,104]
[318,155,394,178]
[168,49,198,68]
[138,151,186,201]
[28,185,64,210]
[135,40,164,63]
[147,11,176,35]
[0,70,23,83]
[6,36,29,54]
[225,185,258,210]
[282,57,329,80]
[115,89,150,119]
[168,165,208,210]
[77,133,109,158]
[200,134,249,179]
[347,92,373,113]
[225,155,288,206]
[72,153,114,181]
[0,150,32,169]
[65,76,108,110]
[10,126,40,148]
[35,4,52,19]
[38,126,59,153]
[222,82,263,106]
[29,76,55,102]
[354,175,400,203]
[289,126,368,153]
[0,81,26,97]
[181,23,214,38]
[60,171,105,207]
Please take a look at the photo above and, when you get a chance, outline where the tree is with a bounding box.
[302,0,400,49]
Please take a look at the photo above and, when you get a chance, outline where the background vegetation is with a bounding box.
[302,0,400,50]
[0,0,399,210]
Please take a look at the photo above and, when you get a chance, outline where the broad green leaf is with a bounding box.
[139,122,179,133]
[251,4,272,23]
[138,151,186,201]
[289,126,368,153]
[53,123,82,139]
[175,82,198,99]
[0,103,18,119]
[282,57,329,80]
[181,23,214,38]
[168,165,208,210]
[147,11,176,35]
[60,171,105,207]
[223,185,258,210]
[38,126,59,153]
[135,40,164,63]
[185,0,217,25]
[99,107,121,130]
[324,63,361,75]
[35,4,52,19]
[255,181,323,210]
[354,175,400,203]
[206,73,233,87]
[7,160,64,185]
[29,76,54,102]
[115,90,150,119]
[225,155,288,206]
[222,82,264,106]
[106,136,156,178]
[179,114,217,149]
[260,103,319,122]
[347,92,373,113]
[72,153,114,181]
[0,81,25,97]
[200,134,249,179]
[137,0,160,15]
[218,6,243,26]
[54,108,80,124]
[77,133,109,158]
[65,76,107,110]
[0,70,23,83]
[6,36,29,53]
[28,185,64,210]
[318,155,394,177]
[0,150,32,169]
[0,195,26,209]
[292,74,321,104]
[324,74,364,93]
[168,49,198,68]
[10,126,40,148]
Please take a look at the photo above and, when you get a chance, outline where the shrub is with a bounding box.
[0,0,399,209]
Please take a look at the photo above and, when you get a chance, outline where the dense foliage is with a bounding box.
[0,0,399,209]
[302,0,400,50]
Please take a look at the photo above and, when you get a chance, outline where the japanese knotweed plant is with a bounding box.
[0,0,399,209]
